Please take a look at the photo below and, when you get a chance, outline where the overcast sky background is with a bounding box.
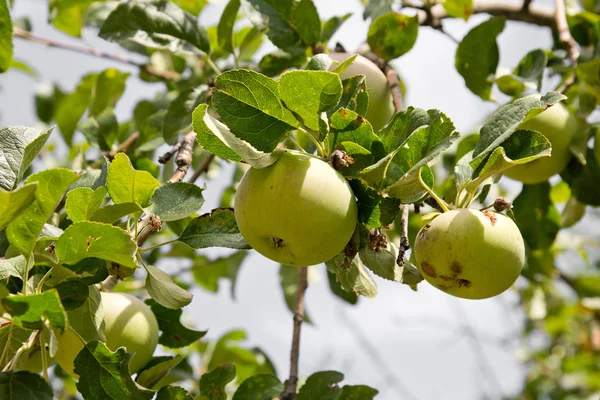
[1,0,597,399]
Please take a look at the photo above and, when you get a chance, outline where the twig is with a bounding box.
[554,0,579,93]
[397,205,410,266]
[521,0,533,11]
[13,28,179,81]
[158,143,182,164]
[281,266,308,400]
[105,132,140,161]
[168,132,197,183]
[187,153,216,183]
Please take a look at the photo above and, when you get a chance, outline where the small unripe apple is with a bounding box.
[234,151,358,266]
[414,209,525,299]
[55,292,159,378]
[503,103,578,184]
[329,53,395,132]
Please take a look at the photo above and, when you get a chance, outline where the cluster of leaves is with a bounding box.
[0,0,599,398]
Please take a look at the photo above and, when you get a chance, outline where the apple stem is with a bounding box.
[296,128,326,158]
[281,266,308,400]
[417,168,451,213]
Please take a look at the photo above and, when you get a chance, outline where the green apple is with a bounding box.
[234,151,358,266]
[414,208,525,300]
[15,345,54,373]
[55,292,159,378]
[503,103,578,184]
[330,53,395,132]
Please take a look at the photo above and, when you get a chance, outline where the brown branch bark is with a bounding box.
[281,266,308,400]
[168,132,197,183]
[555,0,579,93]
[187,153,216,183]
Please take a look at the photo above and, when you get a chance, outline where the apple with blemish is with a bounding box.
[414,209,525,299]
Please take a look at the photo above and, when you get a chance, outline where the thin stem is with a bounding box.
[281,266,308,400]
[0,324,13,367]
[296,128,326,158]
[36,268,53,294]
[40,334,49,382]
[188,154,216,183]
[418,168,450,212]
[5,330,39,372]
[287,135,308,153]
[22,257,32,296]
[205,56,223,75]
[138,239,178,253]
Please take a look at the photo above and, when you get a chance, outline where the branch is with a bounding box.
[105,132,140,161]
[555,0,579,92]
[13,28,179,81]
[168,132,197,183]
[187,153,216,183]
[281,266,308,400]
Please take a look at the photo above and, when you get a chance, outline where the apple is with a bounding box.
[55,292,159,378]
[414,208,525,300]
[234,151,358,266]
[329,53,395,132]
[503,103,578,184]
[15,345,54,373]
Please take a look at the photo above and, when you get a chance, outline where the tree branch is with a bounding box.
[281,266,308,400]
[555,0,579,92]
[187,153,216,183]
[13,28,180,81]
[168,132,197,183]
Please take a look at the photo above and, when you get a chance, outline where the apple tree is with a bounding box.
[0,0,599,398]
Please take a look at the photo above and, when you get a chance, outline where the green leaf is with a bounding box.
[297,370,343,400]
[163,86,208,145]
[279,71,343,131]
[178,208,251,250]
[55,221,138,268]
[89,68,130,117]
[377,106,430,153]
[0,0,12,73]
[49,0,89,37]
[363,0,392,20]
[279,265,312,324]
[99,0,210,54]
[321,13,352,44]
[2,290,67,331]
[0,371,53,399]
[561,148,600,206]
[74,341,155,400]
[359,242,402,282]
[472,92,565,159]
[513,183,560,250]
[212,70,299,152]
[66,186,107,223]
[146,299,207,348]
[443,0,473,20]
[455,17,505,100]
[79,108,119,151]
[339,385,379,399]
[149,183,204,222]
[0,324,33,370]
[191,251,247,298]
[192,104,284,168]
[237,27,264,61]
[232,374,283,400]
[55,73,98,144]
[0,125,53,191]
[514,49,547,91]
[326,254,377,298]
[0,255,28,280]
[199,363,235,400]
[172,0,206,15]
[327,269,358,304]
[67,285,106,343]
[328,108,385,160]
[258,50,307,77]
[367,12,418,60]
[145,264,193,309]
[332,75,368,120]
[241,0,320,52]
[0,183,37,231]
[7,169,78,256]
[136,356,184,389]
[107,153,160,207]
[218,0,240,54]
[157,386,194,400]
[90,202,143,224]
[54,278,89,310]
[349,180,401,229]
[385,165,434,203]
[10,59,36,76]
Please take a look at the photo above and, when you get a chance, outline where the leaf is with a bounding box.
[443,0,473,20]
[178,208,251,250]
[55,73,98,144]
[472,92,565,159]
[149,183,204,222]
[385,165,434,203]
[0,324,33,369]
[348,180,401,229]
[241,0,320,52]
[146,299,207,348]
[0,371,53,400]
[514,49,547,92]
[55,221,138,268]
[90,202,143,224]
[326,254,377,298]
[0,255,28,280]
[157,386,194,400]
[191,251,247,298]
[328,108,385,160]
[163,86,208,144]
[377,106,430,153]
[321,13,352,44]
[218,0,240,54]
[279,71,343,131]
[65,186,107,223]
[0,125,53,190]
[89,68,130,117]
[7,169,79,256]
[232,374,283,400]
[0,183,37,231]
[2,290,67,331]
[54,278,89,310]
[359,242,402,282]
[136,356,184,389]
[78,108,119,151]
[107,153,160,207]
[99,0,210,54]
[339,385,379,399]
[238,27,264,61]
[279,265,312,324]
[455,17,505,100]
[513,182,561,250]
[67,285,106,343]
[258,50,307,77]
[327,270,358,304]
[145,264,193,309]
[211,70,299,152]
[172,0,206,15]
[192,104,284,168]
[199,363,235,400]
[561,148,600,206]
[367,12,418,60]
[297,371,343,400]
[363,0,392,20]
[74,341,155,400]
[0,0,12,73]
